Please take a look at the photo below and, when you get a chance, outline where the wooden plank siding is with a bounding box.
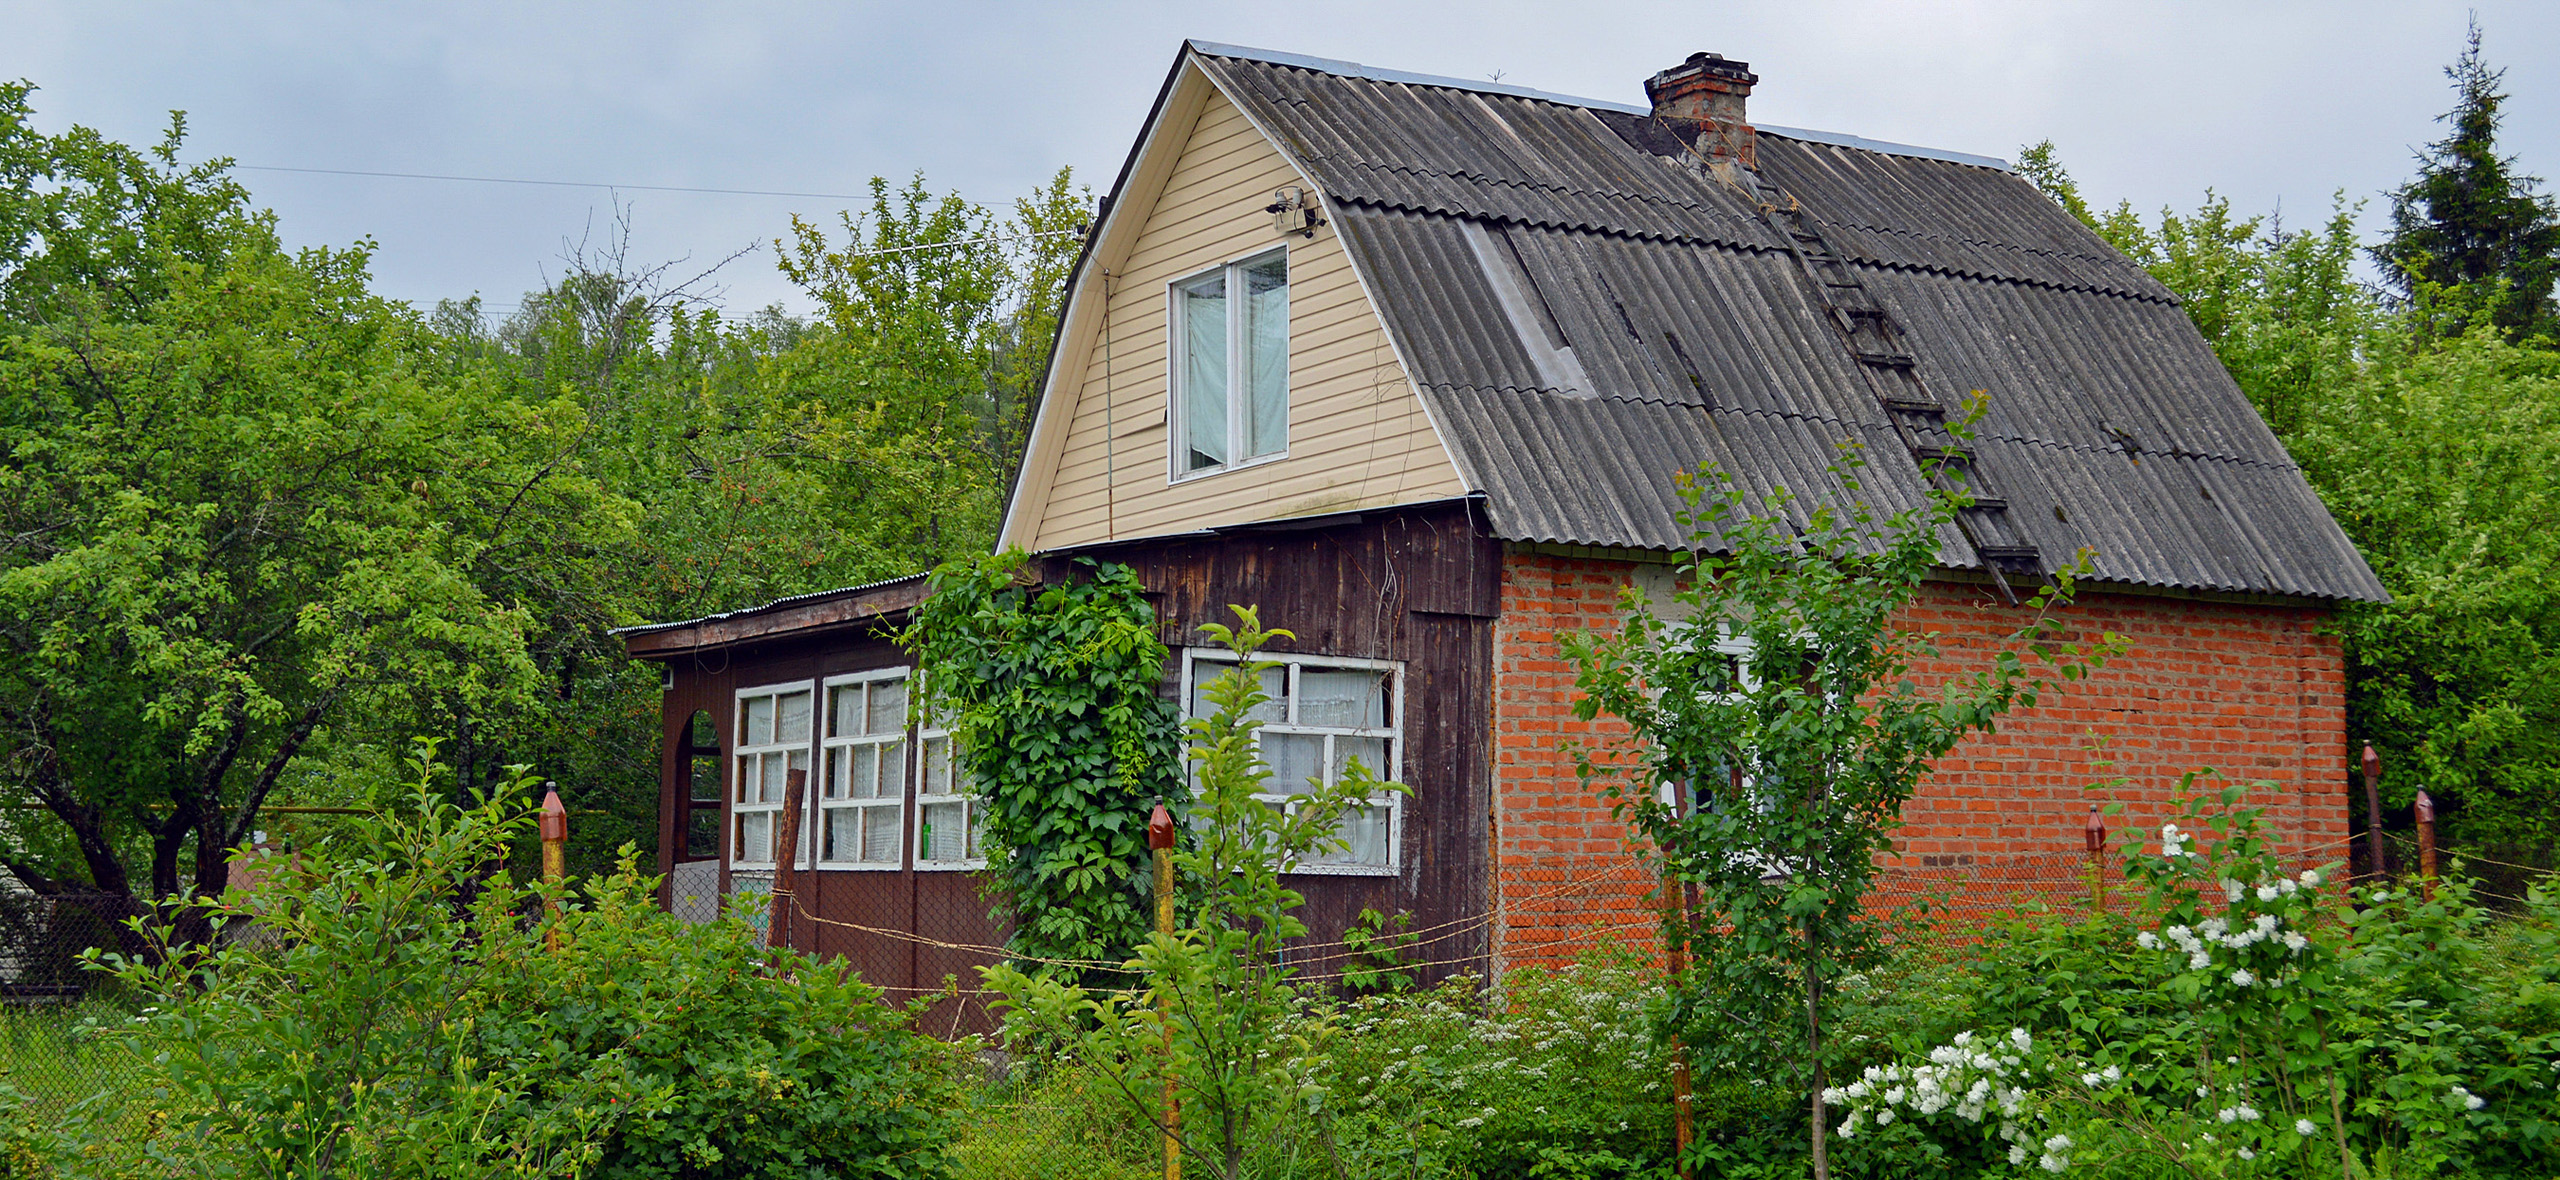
[1019,81,1466,553]
[1054,500,1499,980]
[648,502,1500,1030]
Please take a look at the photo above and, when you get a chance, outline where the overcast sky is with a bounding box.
[6,1,2554,319]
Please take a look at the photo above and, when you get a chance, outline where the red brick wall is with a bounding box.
[1488,549,2350,976]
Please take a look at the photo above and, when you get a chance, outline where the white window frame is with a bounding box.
[913,710,985,871]
[1661,626,1818,881]
[1166,247,1290,482]
[1181,649,1403,877]
[730,679,817,872]
[816,670,911,871]
[1661,629,1760,812]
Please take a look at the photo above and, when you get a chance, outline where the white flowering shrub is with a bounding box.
[1826,774,2556,1177]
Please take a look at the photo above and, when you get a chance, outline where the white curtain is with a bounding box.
[1181,276,1227,470]
[1243,256,1289,458]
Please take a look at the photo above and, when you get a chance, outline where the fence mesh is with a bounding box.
[1,835,2547,1158]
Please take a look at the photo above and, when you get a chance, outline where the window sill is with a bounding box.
[915,860,989,872]
[811,862,904,872]
[1169,449,1288,485]
[1282,862,1399,878]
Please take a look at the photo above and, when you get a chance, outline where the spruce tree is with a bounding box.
[2373,19,2560,341]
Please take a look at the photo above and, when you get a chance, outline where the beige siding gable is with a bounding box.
[1007,78,1466,553]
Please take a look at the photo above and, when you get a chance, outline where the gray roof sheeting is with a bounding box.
[1192,46,2385,601]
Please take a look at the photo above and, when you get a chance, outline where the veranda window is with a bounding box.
[819,672,908,868]
[914,715,985,869]
[1170,249,1289,477]
[1183,650,1401,874]
[732,682,813,870]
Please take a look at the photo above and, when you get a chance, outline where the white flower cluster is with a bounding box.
[1824,1029,2039,1157]
[2220,874,2307,904]
[2075,1065,2123,1088]
[2447,1084,2487,1111]
[2158,823,2191,857]
[2134,907,2311,983]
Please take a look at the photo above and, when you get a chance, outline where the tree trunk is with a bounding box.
[1808,947,1828,1180]
[146,796,198,899]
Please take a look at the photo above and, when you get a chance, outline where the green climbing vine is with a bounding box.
[903,550,1183,971]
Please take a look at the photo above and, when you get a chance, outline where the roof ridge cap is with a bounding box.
[1192,41,2007,170]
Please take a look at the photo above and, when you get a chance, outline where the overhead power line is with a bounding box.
[236,164,879,202]
[237,164,1090,254]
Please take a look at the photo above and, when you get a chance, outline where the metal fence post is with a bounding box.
[1666,780,1698,1180]
[1149,801,1180,1180]
[2361,743,2388,882]
[2083,807,2106,918]
[2415,789,2439,902]
[767,769,807,952]
[539,784,567,950]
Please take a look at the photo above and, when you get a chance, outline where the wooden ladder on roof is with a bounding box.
[1741,171,2043,603]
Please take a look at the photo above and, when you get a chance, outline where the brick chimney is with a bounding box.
[1644,52,1758,168]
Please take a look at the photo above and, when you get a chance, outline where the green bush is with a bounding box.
[1305,943,1779,1180]
[85,746,958,1179]
[1824,779,2560,1178]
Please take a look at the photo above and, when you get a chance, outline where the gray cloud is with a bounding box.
[5,0,2552,317]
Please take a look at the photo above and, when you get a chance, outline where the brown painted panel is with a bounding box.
[642,501,1502,1024]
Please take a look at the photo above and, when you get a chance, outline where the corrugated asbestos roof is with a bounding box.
[1191,45,2387,602]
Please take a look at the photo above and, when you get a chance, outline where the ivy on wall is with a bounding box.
[903,551,1182,971]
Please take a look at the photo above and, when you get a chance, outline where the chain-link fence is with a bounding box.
[0,888,150,1127]
[4,832,2545,1161]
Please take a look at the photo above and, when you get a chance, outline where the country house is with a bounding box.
[617,41,2385,1010]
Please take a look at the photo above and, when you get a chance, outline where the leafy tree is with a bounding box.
[1563,436,2116,1180]
[417,172,1086,873]
[2295,329,2560,847]
[0,88,590,932]
[2025,136,2560,849]
[2373,19,2560,342]
[776,169,1089,567]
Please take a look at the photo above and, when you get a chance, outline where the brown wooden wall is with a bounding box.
[648,498,1501,1029]
[1056,498,1500,984]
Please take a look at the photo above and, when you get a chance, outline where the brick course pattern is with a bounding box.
[1488,549,2350,976]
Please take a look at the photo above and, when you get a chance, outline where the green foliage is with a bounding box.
[945,1064,1159,1180]
[1337,907,1420,996]
[1310,948,1710,1180]
[0,85,591,918]
[776,169,1090,561]
[81,744,957,1179]
[2295,330,2560,846]
[905,551,1182,968]
[0,79,1095,905]
[1563,432,2117,1173]
[2022,136,2560,849]
[986,607,1393,1180]
[2373,20,2560,343]
[1831,782,2560,1178]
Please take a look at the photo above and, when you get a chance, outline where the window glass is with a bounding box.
[1173,251,1287,476]
[731,685,811,869]
[1180,274,1228,472]
[915,701,985,869]
[818,673,908,868]
[1244,256,1289,458]
[1185,651,1399,872]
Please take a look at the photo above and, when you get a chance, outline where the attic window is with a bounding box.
[1170,249,1289,477]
